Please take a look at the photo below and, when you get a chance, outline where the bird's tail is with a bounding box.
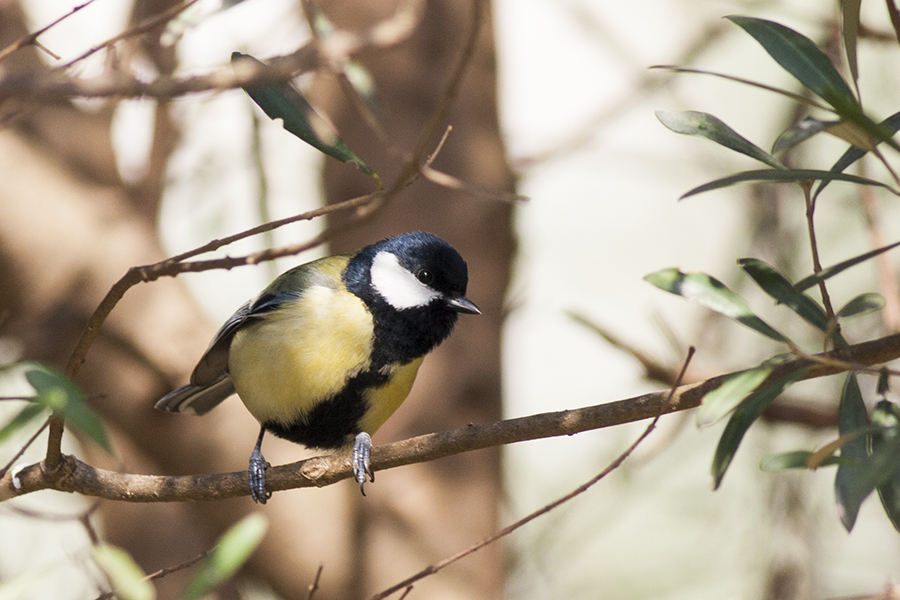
[155,376,235,416]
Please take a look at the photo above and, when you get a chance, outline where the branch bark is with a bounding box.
[5,330,900,503]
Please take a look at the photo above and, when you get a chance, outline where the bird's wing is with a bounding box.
[156,256,350,416]
[155,299,253,415]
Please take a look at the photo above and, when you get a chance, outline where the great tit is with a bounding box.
[156,231,479,503]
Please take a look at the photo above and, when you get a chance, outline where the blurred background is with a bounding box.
[1,0,900,598]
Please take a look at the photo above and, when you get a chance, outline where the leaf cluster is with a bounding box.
[650,14,900,532]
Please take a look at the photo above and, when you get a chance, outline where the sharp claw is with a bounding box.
[353,432,373,496]
[249,447,271,504]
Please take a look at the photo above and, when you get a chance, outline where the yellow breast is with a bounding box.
[358,357,425,434]
[228,285,375,426]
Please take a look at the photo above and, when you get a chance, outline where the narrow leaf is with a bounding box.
[231,52,378,179]
[836,374,872,531]
[727,17,855,105]
[825,121,877,152]
[656,110,785,168]
[712,368,809,488]
[808,430,865,468]
[644,268,790,343]
[680,168,897,199]
[761,450,849,471]
[24,365,111,452]
[837,293,885,319]
[813,110,900,200]
[772,116,838,154]
[181,514,268,600]
[877,367,891,397]
[0,403,46,444]
[738,258,829,330]
[840,0,861,86]
[697,365,772,428]
[794,239,900,292]
[727,16,894,148]
[837,430,900,531]
[94,544,155,600]
[874,401,900,532]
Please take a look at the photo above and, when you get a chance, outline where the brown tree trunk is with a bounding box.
[0,0,513,598]
[315,1,515,597]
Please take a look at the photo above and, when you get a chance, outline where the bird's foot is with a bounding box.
[249,447,271,504]
[352,432,374,496]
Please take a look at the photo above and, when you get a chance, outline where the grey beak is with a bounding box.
[445,296,481,315]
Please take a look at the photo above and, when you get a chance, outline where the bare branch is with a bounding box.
[367,348,696,600]
[0,0,97,63]
[6,332,900,503]
[0,0,424,102]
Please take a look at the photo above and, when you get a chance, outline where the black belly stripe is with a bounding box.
[263,369,390,450]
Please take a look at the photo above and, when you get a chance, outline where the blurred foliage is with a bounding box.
[651,15,900,532]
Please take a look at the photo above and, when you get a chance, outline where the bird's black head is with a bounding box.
[344,232,479,367]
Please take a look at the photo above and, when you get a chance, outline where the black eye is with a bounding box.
[416,268,435,285]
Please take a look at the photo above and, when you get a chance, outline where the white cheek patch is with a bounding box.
[370,251,441,309]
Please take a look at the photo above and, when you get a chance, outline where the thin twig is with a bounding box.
[300,0,413,159]
[146,549,210,582]
[305,565,324,600]
[8,332,900,503]
[0,419,48,478]
[59,0,201,70]
[420,165,526,203]
[0,0,97,63]
[801,180,838,337]
[367,348,695,600]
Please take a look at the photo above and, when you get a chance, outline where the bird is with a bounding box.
[155,231,480,503]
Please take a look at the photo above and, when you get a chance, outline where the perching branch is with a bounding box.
[42,0,492,473]
[366,348,696,600]
[7,331,900,503]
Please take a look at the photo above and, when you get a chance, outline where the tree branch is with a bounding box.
[0,0,424,102]
[6,332,900,503]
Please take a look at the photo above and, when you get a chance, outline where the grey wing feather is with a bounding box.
[155,376,236,415]
[156,261,320,416]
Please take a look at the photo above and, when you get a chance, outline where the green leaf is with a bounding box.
[656,110,785,169]
[793,239,900,292]
[231,52,378,180]
[738,258,848,347]
[645,268,790,343]
[697,365,772,429]
[712,367,810,488]
[181,514,268,600]
[761,450,849,471]
[94,544,155,600]
[727,17,854,105]
[873,401,900,532]
[0,403,46,445]
[680,168,897,199]
[772,116,838,154]
[835,374,870,531]
[836,293,885,319]
[877,367,891,397]
[727,16,894,148]
[840,0,861,86]
[836,421,900,531]
[813,110,900,200]
[24,365,111,453]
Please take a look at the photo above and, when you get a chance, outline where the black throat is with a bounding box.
[343,248,459,369]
